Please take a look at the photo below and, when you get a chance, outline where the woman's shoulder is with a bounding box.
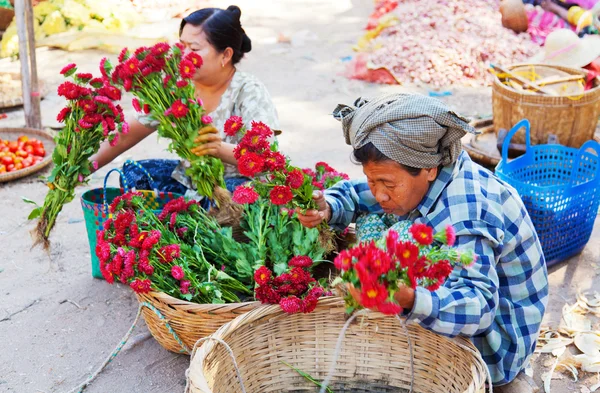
[232,71,271,95]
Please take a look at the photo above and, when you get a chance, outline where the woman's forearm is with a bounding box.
[216,142,238,166]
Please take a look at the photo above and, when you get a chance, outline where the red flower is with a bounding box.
[409,223,434,245]
[142,230,162,250]
[425,260,453,281]
[288,256,313,268]
[122,57,140,77]
[386,230,400,256]
[286,169,305,189]
[99,57,109,78]
[56,107,71,123]
[143,104,150,114]
[238,152,265,178]
[76,73,93,81]
[201,115,212,124]
[169,99,189,118]
[133,46,148,57]
[444,225,456,246]
[78,99,97,113]
[377,302,403,315]
[130,279,152,294]
[315,161,334,173]
[224,116,243,136]
[78,119,93,129]
[180,280,191,294]
[151,42,170,57]
[163,74,172,87]
[301,295,319,313]
[179,59,195,78]
[89,77,104,88]
[279,296,303,314]
[250,121,273,138]
[159,244,181,263]
[397,241,419,268]
[411,256,429,279]
[366,247,393,276]
[60,63,77,75]
[360,281,388,308]
[58,81,90,100]
[254,266,272,285]
[98,85,121,101]
[255,284,281,304]
[289,267,311,285]
[312,181,324,190]
[171,265,185,280]
[185,52,203,68]
[302,168,316,178]
[269,185,293,206]
[241,129,270,151]
[264,151,286,172]
[176,80,188,88]
[232,186,259,204]
[233,145,249,160]
[118,47,129,62]
[334,250,353,271]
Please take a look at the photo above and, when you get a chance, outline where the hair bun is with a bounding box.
[226,5,242,19]
[241,33,252,53]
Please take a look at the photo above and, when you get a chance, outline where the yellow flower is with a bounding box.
[41,11,68,36]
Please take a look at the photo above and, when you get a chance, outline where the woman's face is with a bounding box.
[363,160,438,217]
[179,24,229,82]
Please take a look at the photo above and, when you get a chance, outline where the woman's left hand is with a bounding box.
[191,126,222,157]
[347,283,415,312]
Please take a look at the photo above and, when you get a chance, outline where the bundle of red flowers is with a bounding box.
[105,43,226,201]
[97,193,251,303]
[334,223,476,315]
[227,116,348,211]
[254,256,329,314]
[30,63,126,247]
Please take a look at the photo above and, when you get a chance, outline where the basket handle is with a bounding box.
[123,159,158,193]
[501,119,531,163]
[103,168,129,216]
[568,140,600,186]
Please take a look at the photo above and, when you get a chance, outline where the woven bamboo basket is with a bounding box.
[186,297,488,393]
[136,291,260,354]
[0,127,55,183]
[492,64,600,148]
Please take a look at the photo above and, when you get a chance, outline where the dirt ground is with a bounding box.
[0,1,599,392]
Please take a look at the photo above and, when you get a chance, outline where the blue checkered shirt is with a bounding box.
[325,151,549,385]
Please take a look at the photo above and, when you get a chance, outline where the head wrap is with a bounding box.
[332,93,478,167]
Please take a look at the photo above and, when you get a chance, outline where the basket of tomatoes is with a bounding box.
[0,128,55,182]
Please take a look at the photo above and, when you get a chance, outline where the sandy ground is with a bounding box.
[0,1,599,392]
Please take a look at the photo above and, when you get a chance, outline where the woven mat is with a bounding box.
[0,127,55,183]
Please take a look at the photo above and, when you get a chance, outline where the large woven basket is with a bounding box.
[186,297,488,393]
[136,291,260,354]
[492,64,600,148]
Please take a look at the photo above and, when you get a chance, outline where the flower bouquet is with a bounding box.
[334,223,477,315]
[302,161,349,191]
[106,43,228,204]
[30,63,126,248]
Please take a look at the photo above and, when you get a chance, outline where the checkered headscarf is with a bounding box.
[333,93,477,168]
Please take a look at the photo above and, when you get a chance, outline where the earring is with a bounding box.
[221,62,225,68]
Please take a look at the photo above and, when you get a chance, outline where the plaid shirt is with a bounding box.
[325,151,549,385]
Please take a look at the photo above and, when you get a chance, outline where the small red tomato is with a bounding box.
[8,142,18,153]
[0,156,13,166]
[17,136,28,143]
[6,164,14,172]
[33,147,45,157]
[15,150,28,158]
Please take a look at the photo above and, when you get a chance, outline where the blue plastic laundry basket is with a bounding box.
[495,119,600,266]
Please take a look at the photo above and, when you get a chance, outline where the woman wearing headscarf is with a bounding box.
[297,94,549,393]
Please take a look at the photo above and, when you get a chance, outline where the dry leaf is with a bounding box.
[574,332,600,357]
[544,356,561,393]
[539,338,573,354]
[590,380,600,392]
[556,358,579,381]
[561,304,593,334]
[573,354,600,373]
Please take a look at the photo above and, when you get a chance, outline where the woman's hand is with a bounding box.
[191,126,222,158]
[296,191,331,228]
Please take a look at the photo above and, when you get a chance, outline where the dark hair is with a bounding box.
[352,142,422,177]
[179,5,251,65]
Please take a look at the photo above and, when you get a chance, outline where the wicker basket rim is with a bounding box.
[0,127,55,183]
[139,290,261,311]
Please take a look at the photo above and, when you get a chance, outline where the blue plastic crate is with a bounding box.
[495,119,600,267]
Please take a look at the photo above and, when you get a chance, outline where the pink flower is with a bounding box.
[60,63,77,75]
[176,80,188,88]
[122,122,130,135]
[171,265,185,280]
[132,98,141,112]
[279,296,303,314]
[232,186,259,204]
[130,279,152,294]
[78,174,84,183]
[180,280,191,294]
[92,161,99,171]
[56,107,70,123]
[288,256,313,268]
[201,115,212,124]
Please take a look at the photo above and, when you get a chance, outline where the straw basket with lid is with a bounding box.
[492,31,600,148]
[186,297,488,393]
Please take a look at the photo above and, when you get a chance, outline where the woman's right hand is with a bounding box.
[296,190,331,228]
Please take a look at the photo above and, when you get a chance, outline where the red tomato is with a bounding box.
[8,142,18,153]
[0,156,13,166]
[6,164,14,172]
[24,145,33,154]
[33,147,45,157]
[14,162,23,171]
[0,164,5,173]
[17,136,28,143]
[16,150,28,158]
[22,158,33,168]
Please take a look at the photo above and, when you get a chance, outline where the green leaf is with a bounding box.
[22,197,39,206]
[55,144,68,159]
[28,207,42,220]
[181,293,193,301]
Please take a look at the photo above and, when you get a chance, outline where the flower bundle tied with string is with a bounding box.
[105,42,231,206]
[29,63,127,248]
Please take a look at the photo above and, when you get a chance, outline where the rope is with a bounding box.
[184,337,248,393]
[62,301,190,393]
